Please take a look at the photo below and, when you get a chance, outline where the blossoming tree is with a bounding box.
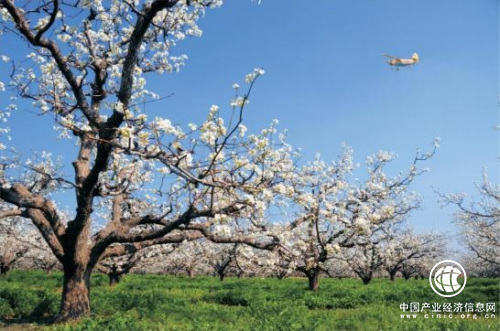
[0,214,47,275]
[445,175,500,267]
[345,224,444,284]
[279,146,436,291]
[0,0,292,321]
[382,229,444,281]
[97,243,178,286]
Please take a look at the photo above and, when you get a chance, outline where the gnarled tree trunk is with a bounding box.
[57,265,91,322]
[56,220,93,322]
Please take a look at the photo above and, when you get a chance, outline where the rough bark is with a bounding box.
[56,266,91,322]
[307,271,320,291]
[388,268,398,281]
[108,272,123,287]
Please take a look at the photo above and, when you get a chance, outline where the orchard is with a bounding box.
[0,1,497,329]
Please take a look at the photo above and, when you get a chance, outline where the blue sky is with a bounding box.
[156,0,499,238]
[0,0,498,242]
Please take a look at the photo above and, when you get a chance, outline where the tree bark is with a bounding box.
[109,272,122,287]
[362,276,372,285]
[56,266,91,322]
[0,264,10,276]
[402,272,412,280]
[307,272,320,291]
[388,269,398,281]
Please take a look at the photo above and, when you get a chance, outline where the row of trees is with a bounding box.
[0,221,443,284]
[0,168,498,314]
[3,212,496,284]
[0,0,497,323]
[103,229,444,285]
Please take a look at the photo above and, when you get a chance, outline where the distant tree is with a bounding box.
[280,147,436,291]
[203,243,239,281]
[461,253,500,278]
[164,240,207,278]
[32,250,62,274]
[97,244,177,286]
[323,258,352,279]
[0,213,47,275]
[257,249,295,280]
[227,244,283,278]
[382,229,445,281]
[444,174,500,267]
[348,244,385,285]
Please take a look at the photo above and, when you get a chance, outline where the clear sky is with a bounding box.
[0,0,498,243]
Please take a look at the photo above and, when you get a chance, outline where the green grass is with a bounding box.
[0,271,499,330]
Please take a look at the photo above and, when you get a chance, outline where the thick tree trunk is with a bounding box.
[388,269,397,281]
[109,272,122,287]
[56,266,91,322]
[0,264,10,276]
[219,271,225,282]
[307,272,320,291]
[362,276,372,285]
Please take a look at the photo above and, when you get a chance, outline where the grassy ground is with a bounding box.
[0,270,498,330]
